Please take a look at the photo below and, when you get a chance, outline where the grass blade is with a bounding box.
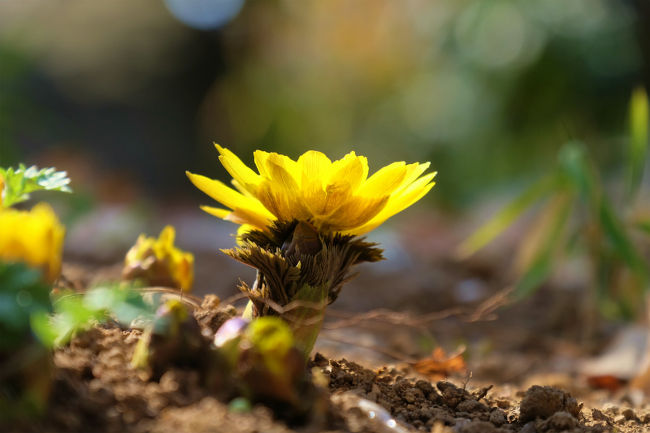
[599,197,648,285]
[514,193,572,299]
[456,174,559,259]
[626,86,649,203]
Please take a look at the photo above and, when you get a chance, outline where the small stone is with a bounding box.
[614,414,627,424]
[519,421,536,433]
[416,379,434,394]
[404,390,417,403]
[591,408,611,422]
[489,409,507,426]
[456,400,488,413]
[622,408,638,421]
[540,411,578,431]
[454,420,498,433]
[603,403,619,415]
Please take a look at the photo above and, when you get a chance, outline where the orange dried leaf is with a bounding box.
[586,375,626,393]
[412,347,467,380]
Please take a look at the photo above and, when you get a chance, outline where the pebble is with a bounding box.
[541,411,578,430]
[519,421,536,433]
[489,409,506,426]
[622,407,638,421]
[591,408,611,422]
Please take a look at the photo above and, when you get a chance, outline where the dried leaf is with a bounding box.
[412,347,467,380]
[586,375,626,392]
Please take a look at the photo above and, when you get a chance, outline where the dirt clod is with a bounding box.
[519,385,580,422]
[537,411,579,432]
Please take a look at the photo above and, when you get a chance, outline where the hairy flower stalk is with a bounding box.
[188,145,435,354]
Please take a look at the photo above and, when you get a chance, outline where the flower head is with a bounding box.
[187,145,436,235]
[123,226,194,291]
[0,203,65,282]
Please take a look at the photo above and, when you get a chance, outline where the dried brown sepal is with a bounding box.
[225,221,384,311]
[239,220,384,266]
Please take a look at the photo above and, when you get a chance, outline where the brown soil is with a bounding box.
[3,295,650,433]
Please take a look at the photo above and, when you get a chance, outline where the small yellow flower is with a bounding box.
[187,145,436,235]
[123,226,194,291]
[0,203,65,282]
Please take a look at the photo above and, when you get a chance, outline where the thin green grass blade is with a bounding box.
[457,174,559,258]
[626,86,649,203]
[599,198,649,285]
[558,142,598,207]
[514,194,572,299]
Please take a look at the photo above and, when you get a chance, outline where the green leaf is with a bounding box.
[633,219,650,235]
[514,194,572,298]
[627,86,649,203]
[456,174,560,258]
[0,262,52,349]
[558,142,598,207]
[1,164,71,208]
[599,198,649,285]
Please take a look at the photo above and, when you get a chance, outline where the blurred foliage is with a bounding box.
[459,88,650,319]
[205,0,642,206]
[0,164,71,208]
[0,0,644,205]
[0,262,52,349]
[0,45,33,165]
[33,283,155,348]
[0,262,53,420]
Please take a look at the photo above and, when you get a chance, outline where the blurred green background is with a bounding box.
[0,0,647,208]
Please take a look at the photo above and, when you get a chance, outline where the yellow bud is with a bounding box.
[123,225,194,291]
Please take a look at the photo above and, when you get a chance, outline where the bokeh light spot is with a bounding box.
[164,0,245,30]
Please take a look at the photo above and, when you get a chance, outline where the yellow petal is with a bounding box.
[320,195,389,232]
[200,205,273,230]
[200,206,231,219]
[265,152,301,184]
[216,144,261,194]
[257,156,310,221]
[232,179,256,198]
[298,150,332,179]
[315,154,368,216]
[187,171,269,215]
[159,225,175,246]
[358,161,408,197]
[400,162,430,190]
[297,151,330,215]
[254,150,271,178]
[350,172,436,234]
[0,203,65,281]
[236,224,256,244]
[330,151,369,183]
[328,153,366,192]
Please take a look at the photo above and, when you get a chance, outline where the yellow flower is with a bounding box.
[187,145,436,235]
[0,203,65,282]
[123,225,194,291]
